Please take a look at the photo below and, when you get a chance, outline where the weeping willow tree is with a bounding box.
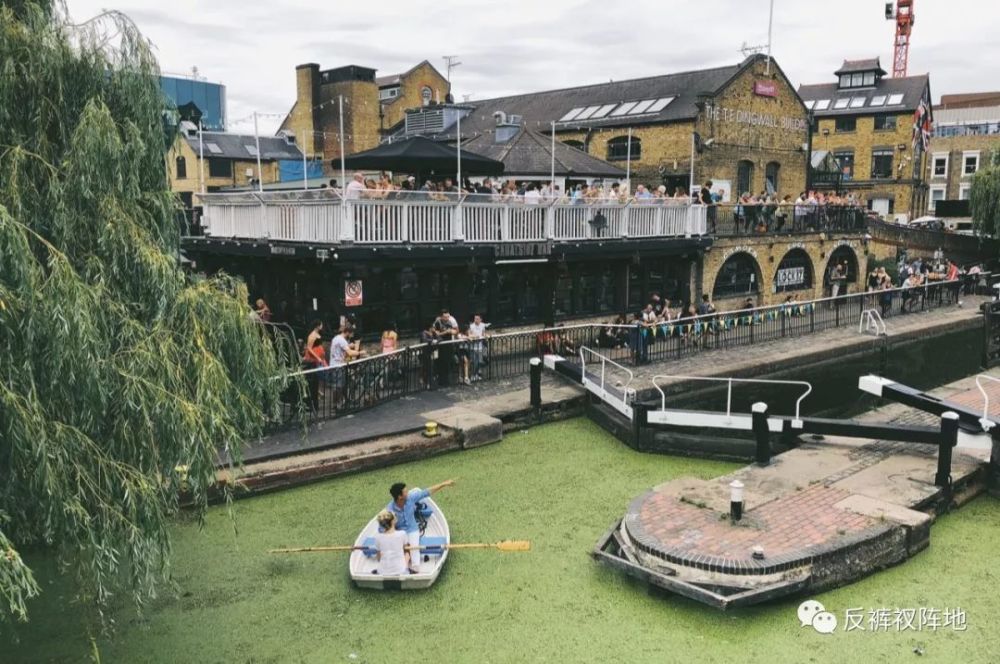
[970,149,1000,239]
[0,0,292,628]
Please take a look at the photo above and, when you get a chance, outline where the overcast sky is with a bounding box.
[68,0,999,134]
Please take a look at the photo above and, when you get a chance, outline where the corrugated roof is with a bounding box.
[184,132,304,161]
[798,74,929,117]
[461,128,626,177]
[939,92,1000,110]
[934,105,1000,126]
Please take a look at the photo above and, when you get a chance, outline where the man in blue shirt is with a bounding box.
[387,479,455,573]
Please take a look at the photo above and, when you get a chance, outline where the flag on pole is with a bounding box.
[912,101,932,152]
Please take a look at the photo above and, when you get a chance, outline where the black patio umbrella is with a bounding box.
[340,136,505,179]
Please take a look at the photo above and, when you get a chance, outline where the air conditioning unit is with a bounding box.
[493,111,507,126]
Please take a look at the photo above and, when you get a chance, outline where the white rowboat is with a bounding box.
[349,497,450,590]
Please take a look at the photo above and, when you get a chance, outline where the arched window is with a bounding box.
[774,249,814,293]
[765,161,780,195]
[737,160,755,196]
[175,155,187,179]
[607,135,641,161]
[562,140,585,151]
[421,86,433,106]
[826,246,859,284]
[713,252,761,299]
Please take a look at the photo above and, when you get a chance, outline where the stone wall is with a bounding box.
[926,135,1000,204]
[381,62,450,130]
[703,232,867,309]
[167,136,281,195]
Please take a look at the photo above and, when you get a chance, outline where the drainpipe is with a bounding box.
[805,111,815,192]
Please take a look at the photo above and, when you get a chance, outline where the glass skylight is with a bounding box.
[869,95,887,106]
[206,142,222,154]
[574,105,603,120]
[849,97,867,108]
[245,144,259,156]
[887,93,905,105]
[610,101,638,116]
[814,99,831,111]
[558,108,585,122]
[648,97,675,112]
[628,99,657,115]
[590,104,618,119]
[804,100,816,110]
[833,98,851,110]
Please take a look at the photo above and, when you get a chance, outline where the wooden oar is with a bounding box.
[268,540,530,554]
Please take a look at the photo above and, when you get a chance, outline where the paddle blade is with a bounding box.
[495,540,531,552]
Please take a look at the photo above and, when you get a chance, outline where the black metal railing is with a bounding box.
[709,204,868,236]
[270,280,964,428]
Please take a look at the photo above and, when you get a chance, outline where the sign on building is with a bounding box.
[776,267,806,288]
[345,280,363,307]
[753,81,778,98]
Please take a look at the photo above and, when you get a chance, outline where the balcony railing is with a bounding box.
[193,191,708,244]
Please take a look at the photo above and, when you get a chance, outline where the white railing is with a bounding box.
[579,346,635,418]
[650,374,813,429]
[196,192,707,245]
[973,374,1000,433]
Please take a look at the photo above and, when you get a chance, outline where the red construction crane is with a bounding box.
[885,1,915,78]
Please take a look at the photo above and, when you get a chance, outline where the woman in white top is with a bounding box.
[374,510,409,576]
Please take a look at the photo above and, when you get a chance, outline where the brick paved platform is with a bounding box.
[599,369,998,609]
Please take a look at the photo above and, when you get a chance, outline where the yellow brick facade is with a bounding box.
[703,232,868,311]
[380,62,450,130]
[556,58,809,200]
[926,134,1000,209]
[813,113,929,218]
[166,136,280,197]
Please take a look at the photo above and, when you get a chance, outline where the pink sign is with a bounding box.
[754,81,778,98]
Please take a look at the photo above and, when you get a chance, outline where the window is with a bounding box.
[245,144,259,157]
[814,99,831,111]
[960,185,971,200]
[574,105,603,120]
[207,158,232,178]
[421,86,432,106]
[606,135,641,161]
[737,160,754,196]
[559,108,585,122]
[610,102,638,116]
[765,162,780,194]
[205,142,222,154]
[175,155,187,179]
[804,100,816,110]
[874,115,897,131]
[590,104,618,119]
[851,73,864,87]
[835,117,856,132]
[379,87,400,101]
[870,95,887,106]
[713,253,760,298]
[931,154,948,178]
[833,98,851,109]
[929,187,946,212]
[774,249,814,293]
[562,140,585,151]
[839,75,852,88]
[648,97,675,112]
[849,97,867,108]
[863,72,876,86]
[887,93,905,105]
[834,150,855,179]
[963,151,980,175]
[628,99,657,115]
[871,148,894,179]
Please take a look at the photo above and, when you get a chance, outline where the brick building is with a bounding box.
[927,103,1000,213]
[280,61,449,176]
[445,54,809,200]
[799,58,933,221]
[168,121,302,209]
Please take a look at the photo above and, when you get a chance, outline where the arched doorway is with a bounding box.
[713,252,762,300]
[774,249,814,293]
[825,245,860,294]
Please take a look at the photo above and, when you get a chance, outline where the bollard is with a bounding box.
[935,411,959,488]
[730,480,744,522]
[529,358,542,409]
[752,402,771,466]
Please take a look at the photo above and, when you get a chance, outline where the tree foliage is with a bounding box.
[0,1,291,627]
[970,149,1000,238]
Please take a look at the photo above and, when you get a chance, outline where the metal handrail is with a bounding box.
[650,374,812,427]
[973,374,1000,432]
[859,309,887,336]
[580,346,635,405]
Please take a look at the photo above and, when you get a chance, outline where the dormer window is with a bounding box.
[835,59,886,89]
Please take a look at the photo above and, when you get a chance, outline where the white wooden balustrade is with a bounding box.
[195,192,706,244]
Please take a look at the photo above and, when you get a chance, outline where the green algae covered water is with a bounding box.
[8,418,1000,663]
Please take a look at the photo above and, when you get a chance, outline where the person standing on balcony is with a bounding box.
[345,172,365,200]
[699,181,716,234]
[380,323,398,354]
